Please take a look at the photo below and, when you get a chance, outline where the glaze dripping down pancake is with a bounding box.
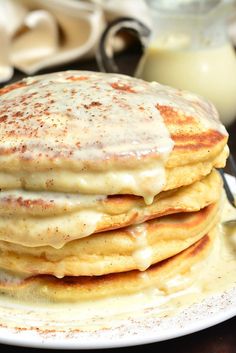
[0,71,228,203]
[0,229,217,302]
[0,201,220,277]
[0,170,222,248]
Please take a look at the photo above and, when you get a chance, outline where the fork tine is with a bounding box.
[228,153,236,178]
[219,168,235,207]
[219,151,236,207]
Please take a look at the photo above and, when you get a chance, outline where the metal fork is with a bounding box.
[220,153,236,226]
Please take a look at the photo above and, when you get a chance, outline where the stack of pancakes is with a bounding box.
[0,71,228,302]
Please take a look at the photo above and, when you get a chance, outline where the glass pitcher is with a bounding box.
[97,0,236,126]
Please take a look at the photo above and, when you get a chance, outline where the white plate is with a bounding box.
[0,174,235,350]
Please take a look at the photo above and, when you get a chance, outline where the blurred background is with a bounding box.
[0,0,236,152]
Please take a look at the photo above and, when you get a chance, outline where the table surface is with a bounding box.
[0,48,235,352]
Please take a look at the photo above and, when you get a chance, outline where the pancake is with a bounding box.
[0,170,222,248]
[0,228,217,302]
[0,71,228,204]
[0,201,220,277]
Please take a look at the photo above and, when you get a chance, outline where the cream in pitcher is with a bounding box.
[98,0,236,126]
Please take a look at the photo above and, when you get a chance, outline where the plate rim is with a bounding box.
[0,302,235,350]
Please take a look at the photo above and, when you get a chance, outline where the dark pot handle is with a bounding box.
[96,17,151,73]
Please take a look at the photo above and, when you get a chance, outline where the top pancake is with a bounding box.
[0,71,228,200]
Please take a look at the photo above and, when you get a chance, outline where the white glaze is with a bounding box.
[0,71,227,201]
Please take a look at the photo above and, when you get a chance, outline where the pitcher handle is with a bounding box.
[96,17,151,73]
